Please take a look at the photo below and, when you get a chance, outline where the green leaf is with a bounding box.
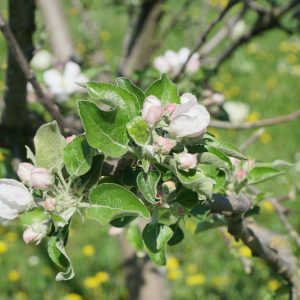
[142,223,173,266]
[78,101,128,157]
[63,135,94,176]
[136,170,161,203]
[110,216,136,227]
[199,152,229,173]
[47,227,74,281]
[115,77,145,106]
[34,121,66,169]
[126,117,150,146]
[195,217,227,234]
[176,168,215,199]
[206,146,233,170]
[86,82,140,118]
[207,140,247,160]
[200,165,226,193]
[168,223,184,246]
[87,183,150,224]
[127,224,144,252]
[247,167,284,185]
[145,74,180,104]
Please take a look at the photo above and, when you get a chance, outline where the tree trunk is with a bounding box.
[1,0,35,158]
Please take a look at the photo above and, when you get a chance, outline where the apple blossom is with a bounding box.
[65,135,76,144]
[223,101,249,124]
[30,168,52,190]
[170,94,210,138]
[180,92,197,104]
[0,179,33,223]
[142,95,163,126]
[231,20,248,41]
[162,180,176,194]
[153,56,171,73]
[177,153,198,171]
[23,222,49,245]
[44,197,56,212]
[154,136,175,155]
[43,61,88,102]
[17,162,35,183]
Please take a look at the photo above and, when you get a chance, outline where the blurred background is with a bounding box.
[0,0,300,299]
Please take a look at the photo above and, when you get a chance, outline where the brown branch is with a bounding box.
[0,11,69,133]
[210,109,300,129]
[174,0,238,81]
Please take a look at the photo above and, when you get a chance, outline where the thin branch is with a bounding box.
[210,109,300,129]
[239,128,265,151]
[174,0,237,81]
[0,11,69,133]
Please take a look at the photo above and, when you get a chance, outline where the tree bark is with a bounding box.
[1,0,35,157]
[37,0,75,63]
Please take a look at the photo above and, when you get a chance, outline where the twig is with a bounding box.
[174,0,237,81]
[239,128,265,151]
[210,109,300,129]
[0,11,68,133]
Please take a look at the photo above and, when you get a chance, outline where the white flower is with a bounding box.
[31,50,53,70]
[142,95,163,126]
[170,94,210,138]
[17,163,35,183]
[30,168,52,190]
[153,47,200,75]
[153,136,175,154]
[223,101,249,124]
[231,20,248,41]
[43,61,88,102]
[0,179,33,223]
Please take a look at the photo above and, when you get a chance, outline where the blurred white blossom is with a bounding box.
[223,101,249,124]
[31,50,53,70]
[43,61,88,102]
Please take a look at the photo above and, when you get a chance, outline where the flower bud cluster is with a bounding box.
[23,221,49,245]
[17,163,52,190]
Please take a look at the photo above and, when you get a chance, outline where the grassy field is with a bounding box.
[0,1,300,299]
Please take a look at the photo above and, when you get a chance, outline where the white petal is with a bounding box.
[164,50,180,68]
[64,61,81,79]
[43,69,62,89]
[178,47,190,64]
[153,56,170,73]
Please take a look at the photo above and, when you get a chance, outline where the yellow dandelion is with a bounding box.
[64,293,83,300]
[14,291,28,300]
[99,31,111,42]
[167,257,180,270]
[259,132,272,144]
[5,232,18,242]
[186,263,197,274]
[287,54,297,65]
[238,246,252,258]
[267,279,281,292]
[260,200,274,213]
[82,244,95,257]
[211,275,230,287]
[266,78,277,90]
[95,271,110,284]
[186,274,206,286]
[184,219,196,233]
[0,240,9,254]
[8,270,21,282]
[167,269,182,281]
[247,112,261,122]
[83,276,99,289]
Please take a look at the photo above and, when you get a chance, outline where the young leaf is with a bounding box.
[63,135,94,176]
[136,170,161,203]
[115,77,145,106]
[207,140,247,160]
[47,227,74,281]
[142,223,173,266]
[145,74,180,104]
[127,223,144,252]
[86,82,140,118]
[34,121,66,169]
[198,152,229,174]
[78,101,128,157]
[126,117,150,146]
[168,223,184,246]
[247,166,283,185]
[87,183,150,224]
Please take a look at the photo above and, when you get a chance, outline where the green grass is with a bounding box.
[0,1,300,299]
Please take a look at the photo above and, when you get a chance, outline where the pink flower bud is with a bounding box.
[177,153,198,170]
[17,163,34,183]
[65,135,76,144]
[23,222,49,245]
[30,168,52,190]
[154,136,175,155]
[44,197,56,212]
[162,180,176,194]
[235,168,247,182]
[142,95,163,127]
[164,103,177,115]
